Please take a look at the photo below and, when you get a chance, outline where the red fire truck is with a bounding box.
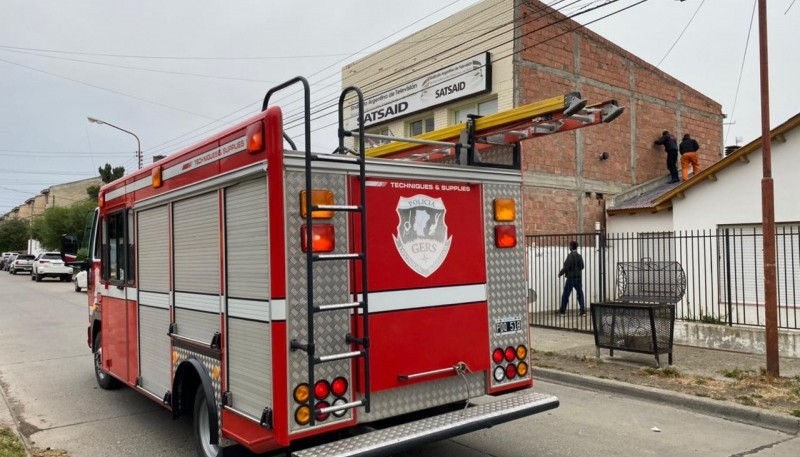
[84,77,622,456]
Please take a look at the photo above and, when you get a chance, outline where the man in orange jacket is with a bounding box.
[679,133,700,181]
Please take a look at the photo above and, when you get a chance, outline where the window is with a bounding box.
[102,209,135,284]
[453,98,498,124]
[408,116,434,137]
[365,127,392,148]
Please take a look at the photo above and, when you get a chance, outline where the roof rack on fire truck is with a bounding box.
[345,92,624,168]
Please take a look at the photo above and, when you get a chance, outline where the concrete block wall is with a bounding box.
[47,177,101,209]
[516,0,723,235]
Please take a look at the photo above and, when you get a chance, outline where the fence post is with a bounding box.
[598,228,607,302]
[724,228,733,326]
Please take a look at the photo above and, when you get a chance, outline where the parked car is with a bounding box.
[4,254,18,271]
[31,252,73,282]
[74,269,87,292]
[0,252,14,270]
[9,254,35,275]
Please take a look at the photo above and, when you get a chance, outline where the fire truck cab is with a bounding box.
[85,77,621,456]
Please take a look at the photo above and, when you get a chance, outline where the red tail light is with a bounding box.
[315,401,331,421]
[39,260,51,264]
[314,380,330,400]
[301,224,335,253]
[331,377,348,397]
[492,348,504,364]
[504,346,515,362]
[495,225,517,248]
[505,364,517,380]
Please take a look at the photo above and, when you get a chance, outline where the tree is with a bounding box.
[87,163,124,200]
[98,164,125,183]
[30,200,96,251]
[0,218,30,252]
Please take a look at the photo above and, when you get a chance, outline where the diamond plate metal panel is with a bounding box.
[483,183,531,388]
[174,346,222,442]
[284,169,354,432]
[292,392,558,457]
[359,372,484,422]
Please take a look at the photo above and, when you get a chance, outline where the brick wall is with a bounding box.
[516,0,722,235]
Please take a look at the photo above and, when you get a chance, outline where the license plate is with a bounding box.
[495,316,523,335]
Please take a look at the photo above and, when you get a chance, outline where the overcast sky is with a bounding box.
[1,0,797,214]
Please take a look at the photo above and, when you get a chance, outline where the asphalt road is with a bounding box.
[0,271,797,457]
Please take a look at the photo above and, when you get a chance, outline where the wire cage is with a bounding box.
[592,260,685,366]
[616,259,686,304]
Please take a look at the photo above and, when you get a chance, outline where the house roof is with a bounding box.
[608,112,800,216]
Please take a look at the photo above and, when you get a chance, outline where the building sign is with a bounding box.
[346,52,492,129]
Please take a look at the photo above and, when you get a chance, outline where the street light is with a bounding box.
[87,117,142,169]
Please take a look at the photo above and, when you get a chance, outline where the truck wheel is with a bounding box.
[193,387,222,457]
[74,280,81,292]
[30,274,35,281]
[10,270,15,275]
[93,333,120,390]
[61,274,70,282]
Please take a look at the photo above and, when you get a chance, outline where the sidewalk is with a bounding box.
[531,326,800,379]
[530,326,800,434]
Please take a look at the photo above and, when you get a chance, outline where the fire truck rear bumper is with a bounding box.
[291,392,559,457]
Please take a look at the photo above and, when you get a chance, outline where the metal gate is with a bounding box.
[526,232,601,331]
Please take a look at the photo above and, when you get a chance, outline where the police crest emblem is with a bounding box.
[393,194,452,277]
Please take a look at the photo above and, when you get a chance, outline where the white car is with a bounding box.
[74,270,88,292]
[31,252,73,282]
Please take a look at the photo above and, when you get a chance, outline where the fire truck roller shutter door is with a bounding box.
[224,177,273,419]
[137,206,172,399]
[173,192,221,344]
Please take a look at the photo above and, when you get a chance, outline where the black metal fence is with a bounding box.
[527,226,800,331]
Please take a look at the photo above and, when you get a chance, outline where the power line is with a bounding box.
[656,0,706,67]
[1,169,95,176]
[143,0,620,158]
[141,0,480,158]
[278,0,590,133]
[0,44,365,61]
[0,47,353,86]
[724,0,757,146]
[283,0,629,135]
[0,56,215,120]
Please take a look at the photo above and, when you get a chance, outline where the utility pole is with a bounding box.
[758,0,779,377]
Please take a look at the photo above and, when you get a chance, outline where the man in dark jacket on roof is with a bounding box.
[558,240,585,317]
[679,133,701,181]
[654,130,680,183]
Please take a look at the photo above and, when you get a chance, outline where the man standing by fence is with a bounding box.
[558,240,586,317]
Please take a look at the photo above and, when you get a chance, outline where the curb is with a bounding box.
[535,367,800,436]
[0,377,31,456]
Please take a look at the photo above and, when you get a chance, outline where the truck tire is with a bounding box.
[35,273,42,282]
[193,387,222,457]
[30,274,35,281]
[93,333,120,390]
[74,280,81,292]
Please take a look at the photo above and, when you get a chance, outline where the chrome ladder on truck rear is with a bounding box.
[262,78,371,425]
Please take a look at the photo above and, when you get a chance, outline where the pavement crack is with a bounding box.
[0,353,88,367]
[728,436,797,456]
[29,408,163,434]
